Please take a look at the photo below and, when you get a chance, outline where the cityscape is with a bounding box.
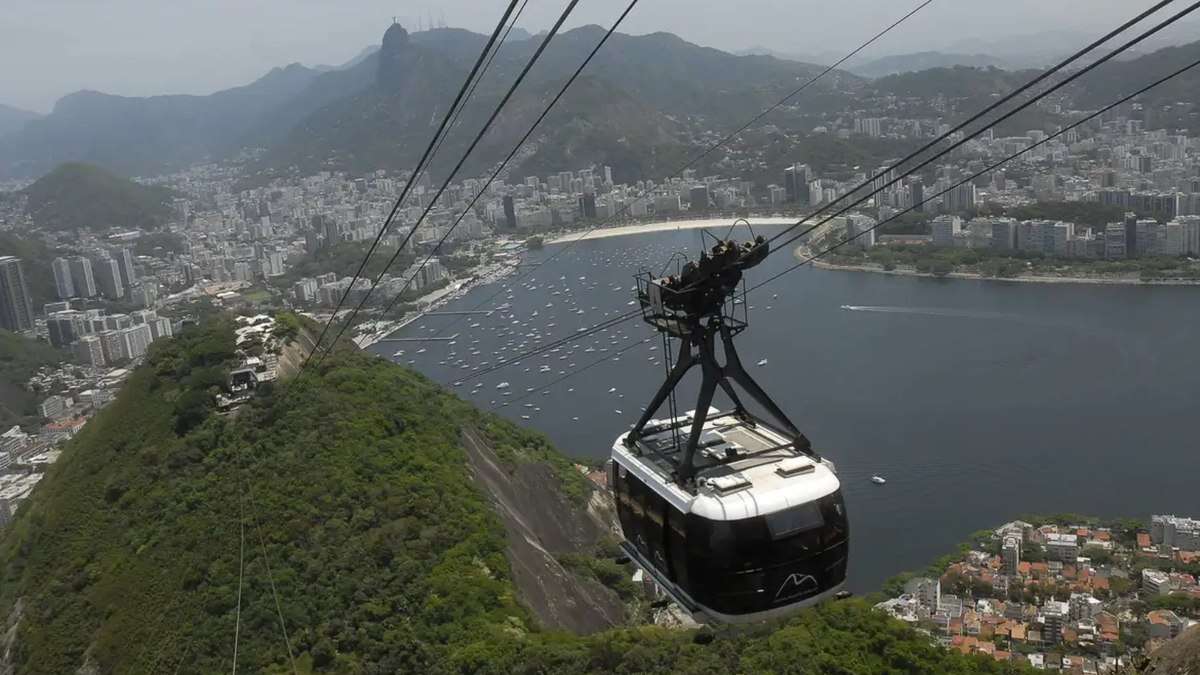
[877,514,1200,672]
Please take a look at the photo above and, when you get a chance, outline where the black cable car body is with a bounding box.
[610,231,849,622]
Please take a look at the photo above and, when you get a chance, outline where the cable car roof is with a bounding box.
[612,408,840,522]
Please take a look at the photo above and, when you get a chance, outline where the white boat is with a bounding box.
[871,475,887,485]
[496,382,510,390]
[756,358,769,367]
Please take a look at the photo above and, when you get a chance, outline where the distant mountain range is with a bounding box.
[848,52,1012,78]
[3,24,1200,183]
[0,24,846,182]
[0,104,40,139]
[0,65,321,178]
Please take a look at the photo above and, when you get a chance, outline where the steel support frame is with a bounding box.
[625,317,815,484]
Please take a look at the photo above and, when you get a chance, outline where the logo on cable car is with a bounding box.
[774,573,819,602]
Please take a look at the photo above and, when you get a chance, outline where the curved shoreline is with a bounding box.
[546,217,796,244]
[800,248,1200,287]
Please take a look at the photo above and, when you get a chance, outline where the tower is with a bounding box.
[0,257,35,333]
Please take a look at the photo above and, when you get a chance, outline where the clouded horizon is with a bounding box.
[2,0,1186,113]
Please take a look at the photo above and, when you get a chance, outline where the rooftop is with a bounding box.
[612,407,840,521]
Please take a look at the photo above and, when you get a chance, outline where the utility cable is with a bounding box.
[422,0,936,340]
[231,485,245,675]
[759,0,1183,254]
[299,0,523,375]
[750,51,1200,294]
[373,0,643,322]
[453,41,1200,393]
[311,0,626,366]
[379,0,1191,385]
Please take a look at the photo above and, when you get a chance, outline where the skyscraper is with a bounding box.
[0,257,35,333]
[784,164,812,204]
[46,311,80,348]
[116,248,136,288]
[502,196,517,230]
[68,257,97,298]
[52,257,74,299]
[92,257,125,299]
[578,193,597,219]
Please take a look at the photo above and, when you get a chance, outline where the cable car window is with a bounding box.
[818,493,849,547]
[765,502,824,539]
[642,490,668,572]
[666,507,689,587]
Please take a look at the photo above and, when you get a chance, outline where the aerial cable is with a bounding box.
[426,0,935,340]
[234,443,298,675]
[449,5,1200,388]
[758,0,1182,254]
[455,309,642,384]
[750,51,1200,294]
[487,46,1200,408]
[299,0,524,376]
[371,0,643,323]
[312,0,630,366]
[495,336,653,408]
[243,475,297,667]
[763,0,1199,257]
[231,486,246,675]
[418,0,532,186]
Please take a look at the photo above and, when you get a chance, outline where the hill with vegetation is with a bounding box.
[0,317,1035,674]
[850,51,1012,79]
[22,162,176,232]
[0,330,67,430]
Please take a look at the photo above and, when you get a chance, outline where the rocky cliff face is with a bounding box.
[1138,625,1200,674]
[461,427,627,633]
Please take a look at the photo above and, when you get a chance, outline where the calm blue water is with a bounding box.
[372,225,1200,592]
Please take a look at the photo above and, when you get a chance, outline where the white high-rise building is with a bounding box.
[68,257,97,298]
[1002,536,1021,576]
[52,257,74,299]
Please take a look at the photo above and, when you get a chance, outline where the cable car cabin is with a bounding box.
[610,409,848,623]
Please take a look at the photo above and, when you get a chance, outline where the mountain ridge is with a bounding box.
[849,51,1012,78]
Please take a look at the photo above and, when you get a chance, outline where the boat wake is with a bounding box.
[840,305,1019,320]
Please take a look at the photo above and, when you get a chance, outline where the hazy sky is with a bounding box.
[1,0,1172,113]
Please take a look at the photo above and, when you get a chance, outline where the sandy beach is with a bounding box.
[803,249,1200,287]
[546,217,796,244]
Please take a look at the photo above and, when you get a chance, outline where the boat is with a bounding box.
[496,382,510,390]
[756,358,769,367]
[871,475,886,485]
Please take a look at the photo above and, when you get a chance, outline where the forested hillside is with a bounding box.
[0,318,1033,674]
[22,162,176,231]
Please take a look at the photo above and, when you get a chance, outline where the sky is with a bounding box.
[0,0,1180,113]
